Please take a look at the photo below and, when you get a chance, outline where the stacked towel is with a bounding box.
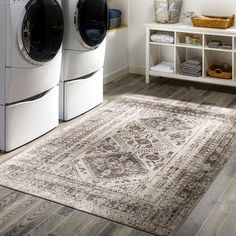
[151,61,174,73]
[151,32,174,44]
[208,40,222,48]
[221,44,232,50]
[108,9,122,19]
[208,40,232,50]
[180,59,202,77]
[108,9,122,30]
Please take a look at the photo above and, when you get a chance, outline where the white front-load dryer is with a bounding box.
[60,0,108,121]
[0,0,64,151]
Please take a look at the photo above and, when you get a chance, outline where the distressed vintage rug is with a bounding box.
[0,95,236,236]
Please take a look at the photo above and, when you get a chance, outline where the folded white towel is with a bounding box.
[151,32,174,44]
[151,61,174,73]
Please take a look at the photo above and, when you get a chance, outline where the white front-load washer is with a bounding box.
[60,0,108,121]
[0,0,64,151]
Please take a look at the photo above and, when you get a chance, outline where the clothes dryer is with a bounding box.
[60,0,108,121]
[0,0,64,151]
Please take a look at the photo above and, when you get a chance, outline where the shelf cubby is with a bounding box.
[149,44,175,73]
[204,50,232,79]
[176,32,203,48]
[176,47,203,76]
[204,34,233,51]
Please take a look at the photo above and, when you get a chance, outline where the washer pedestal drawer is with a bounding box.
[0,86,59,152]
[60,68,103,121]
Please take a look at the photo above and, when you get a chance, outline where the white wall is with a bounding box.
[128,0,154,71]
[104,28,128,83]
[128,0,236,72]
[182,0,236,16]
[104,0,129,83]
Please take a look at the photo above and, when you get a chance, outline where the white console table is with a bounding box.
[145,22,236,87]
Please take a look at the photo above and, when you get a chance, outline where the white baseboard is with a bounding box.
[104,67,129,84]
[129,66,145,75]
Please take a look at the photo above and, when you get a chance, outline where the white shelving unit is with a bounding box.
[145,22,236,87]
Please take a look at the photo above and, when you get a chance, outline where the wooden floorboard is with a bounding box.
[26,206,75,236]
[197,177,236,236]
[0,75,236,236]
[0,187,13,200]
[96,222,133,236]
[48,211,97,236]
[0,200,60,236]
[0,195,41,232]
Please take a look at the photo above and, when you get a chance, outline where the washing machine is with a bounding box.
[0,0,64,151]
[60,0,108,121]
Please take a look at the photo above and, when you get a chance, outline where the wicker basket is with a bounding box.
[191,15,235,29]
[207,63,232,80]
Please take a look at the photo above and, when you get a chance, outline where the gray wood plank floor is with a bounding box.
[1,74,236,236]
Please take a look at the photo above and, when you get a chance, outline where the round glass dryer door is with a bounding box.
[20,0,64,65]
[75,0,108,49]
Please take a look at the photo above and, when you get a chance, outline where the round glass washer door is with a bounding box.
[74,0,108,49]
[20,0,64,65]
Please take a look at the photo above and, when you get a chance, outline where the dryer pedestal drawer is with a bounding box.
[60,68,103,121]
[0,86,59,152]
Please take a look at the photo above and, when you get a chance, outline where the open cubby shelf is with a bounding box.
[145,22,236,86]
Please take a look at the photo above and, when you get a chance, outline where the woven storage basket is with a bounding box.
[191,15,234,29]
[207,63,232,80]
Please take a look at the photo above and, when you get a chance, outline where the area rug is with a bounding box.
[0,95,236,236]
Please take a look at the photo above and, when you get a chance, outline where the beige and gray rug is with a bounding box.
[0,95,236,236]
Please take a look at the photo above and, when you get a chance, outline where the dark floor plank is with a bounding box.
[25,206,75,236]
[201,91,235,107]
[96,222,133,236]
[104,74,144,97]
[0,192,26,214]
[77,218,109,236]
[55,206,74,217]
[149,84,181,98]
[96,222,155,236]
[0,200,60,236]
[0,195,41,231]
[226,96,236,109]
[197,177,236,236]
[217,200,236,236]
[0,187,13,200]
[191,90,212,104]
[128,229,154,236]
[178,88,206,102]
[138,81,167,97]
[26,213,65,236]
[48,211,96,236]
